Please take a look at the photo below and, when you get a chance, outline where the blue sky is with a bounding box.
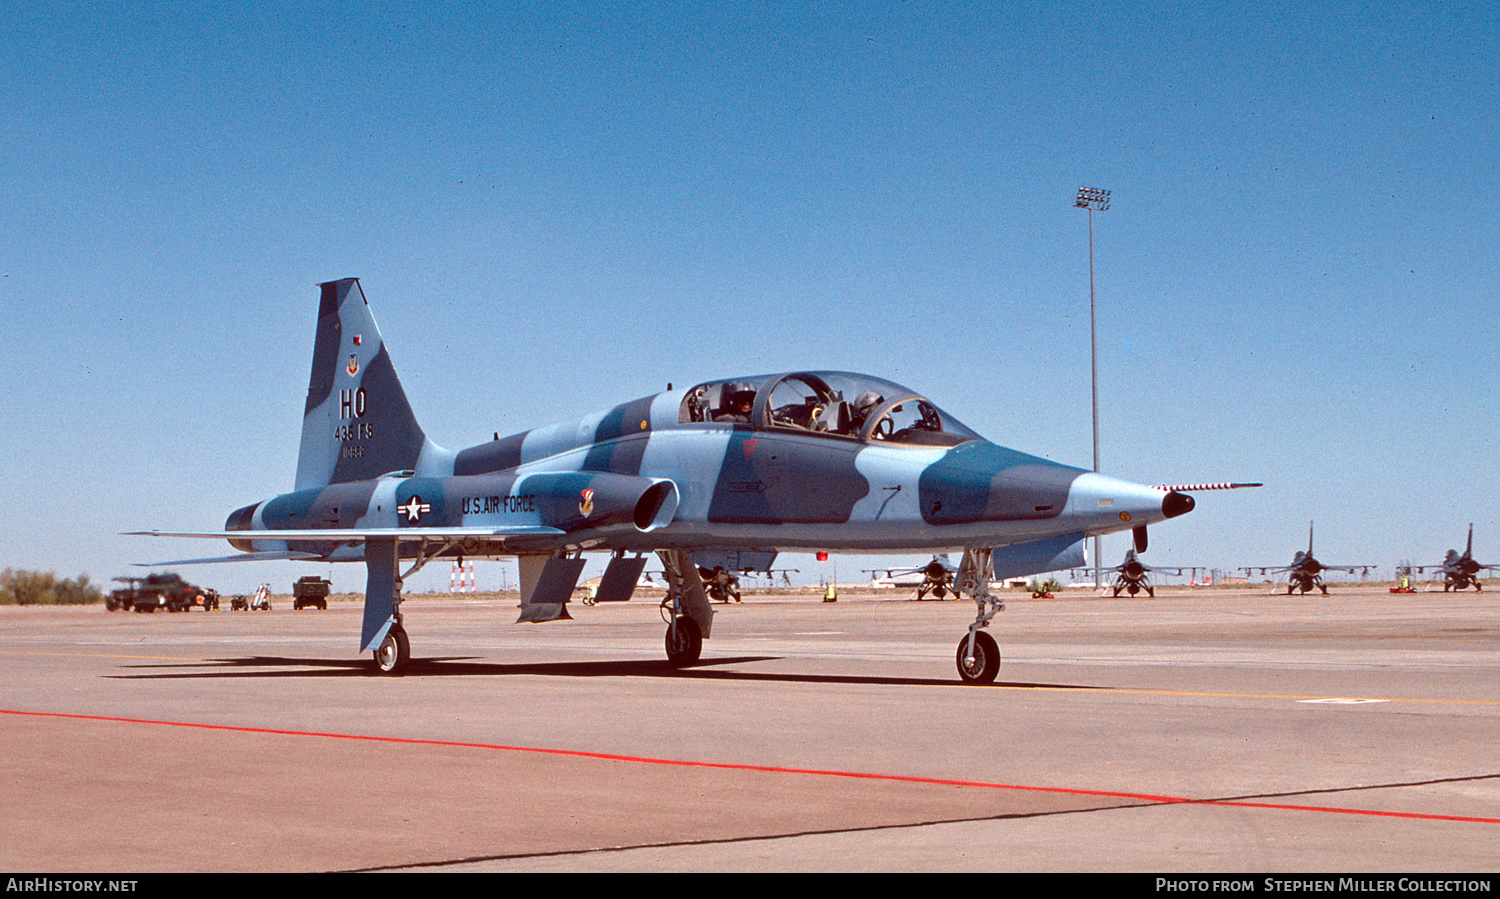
[3,2,1495,594]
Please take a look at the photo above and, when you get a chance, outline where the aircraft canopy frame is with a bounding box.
[679,370,981,448]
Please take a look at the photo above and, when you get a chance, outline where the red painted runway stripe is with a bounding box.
[7,708,1497,825]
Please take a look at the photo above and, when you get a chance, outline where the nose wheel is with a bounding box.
[956,630,1000,684]
[954,547,1004,684]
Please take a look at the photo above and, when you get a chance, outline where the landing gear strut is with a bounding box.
[657,549,714,667]
[364,537,459,675]
[955,548,1004,684]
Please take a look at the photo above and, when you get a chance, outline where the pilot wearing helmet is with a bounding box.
[849,389,884,433]
[714,382,757,423]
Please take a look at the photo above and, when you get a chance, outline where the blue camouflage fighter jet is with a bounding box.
[139,278,1213,682]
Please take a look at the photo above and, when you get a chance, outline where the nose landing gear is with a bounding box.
[955,548,1004,684]
[956,630,1000,684]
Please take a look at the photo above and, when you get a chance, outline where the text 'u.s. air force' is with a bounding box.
[462,495,537,515]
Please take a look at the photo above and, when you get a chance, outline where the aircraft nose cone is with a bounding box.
[1065,473,1184,530]
[1162,491,1195,519]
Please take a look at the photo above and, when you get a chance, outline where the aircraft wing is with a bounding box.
[129,525,568,565]
[137,549,327,566]
[130,526,566,541]
[1077,564,1193,577]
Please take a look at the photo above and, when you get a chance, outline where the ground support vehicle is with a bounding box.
[293,576,331,610]
[108,574,217,612]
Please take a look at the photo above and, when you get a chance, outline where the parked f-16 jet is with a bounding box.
[1080,549,1192,597]
[137,278,1227,683]
[864,556,959,600]
[1408,525,1497,591]
[1241,522,1372,594]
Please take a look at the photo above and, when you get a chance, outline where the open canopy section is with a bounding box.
[679,371,982,447]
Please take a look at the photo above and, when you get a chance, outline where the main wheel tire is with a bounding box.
[373,625,410,674]
[665,617,702,666]
[956,631,1000,684]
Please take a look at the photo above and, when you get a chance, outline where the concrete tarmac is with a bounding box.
[2,586,1497,872]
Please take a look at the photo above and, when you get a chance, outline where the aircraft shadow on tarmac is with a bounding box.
[107,655,1105,690]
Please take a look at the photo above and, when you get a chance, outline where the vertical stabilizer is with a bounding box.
[295,278,443,489]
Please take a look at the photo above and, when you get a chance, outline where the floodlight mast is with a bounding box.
[1076,186,1110,588]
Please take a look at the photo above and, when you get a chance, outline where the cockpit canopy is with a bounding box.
[679,371,981,447]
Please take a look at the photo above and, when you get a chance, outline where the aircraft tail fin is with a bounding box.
[295,278,448,489]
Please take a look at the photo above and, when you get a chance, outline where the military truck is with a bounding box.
[108,573,218,612]
[293,576,331,610]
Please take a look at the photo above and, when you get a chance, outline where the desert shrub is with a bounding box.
[0,569,105,605]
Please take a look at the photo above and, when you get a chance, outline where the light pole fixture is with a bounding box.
[1076,187,1109,587]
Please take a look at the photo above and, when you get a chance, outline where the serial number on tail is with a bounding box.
[334,423,374,441]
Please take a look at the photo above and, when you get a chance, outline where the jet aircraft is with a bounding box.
[1080,548,1191,597]
[865,556,959,600]
[138,278,1215,683]
[1409,525,1497,591]
[1241,522,1372,595]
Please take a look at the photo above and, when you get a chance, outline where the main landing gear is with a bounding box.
[664,615,702,665]
[1287,575,1329,595]
[374,623,410,674]
[657,549,714,667]
[955,548,1004,684]
[366,537,456,676]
